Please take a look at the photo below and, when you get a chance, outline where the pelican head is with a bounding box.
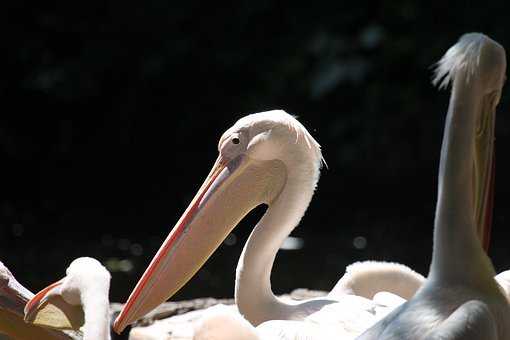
[24,257,111,339]
[114,110,323,333]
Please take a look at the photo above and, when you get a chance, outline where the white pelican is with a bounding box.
[113,109,425,335]
[357,33,509,339]
[24,257,112,340]
[0,260,76,340]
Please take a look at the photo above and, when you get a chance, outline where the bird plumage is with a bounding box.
[24,257,112,340]
[357,32,509,340]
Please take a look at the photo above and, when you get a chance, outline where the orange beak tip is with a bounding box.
[112,318,124,334]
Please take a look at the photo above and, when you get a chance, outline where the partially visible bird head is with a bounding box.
[24,257,110,331]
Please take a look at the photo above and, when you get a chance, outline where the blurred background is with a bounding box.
[2,1,510,306]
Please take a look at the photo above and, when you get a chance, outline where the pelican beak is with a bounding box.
[473,92,497,252]
[114,154,285,333]
[24,278,84,330]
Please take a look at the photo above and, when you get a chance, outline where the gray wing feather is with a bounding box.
[425,300,497,340]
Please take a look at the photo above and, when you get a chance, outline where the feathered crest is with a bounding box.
[284,112,328,170]
[432,33,488,89]
[237,110,327,169]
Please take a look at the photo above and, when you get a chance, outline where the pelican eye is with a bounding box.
[232,137,240,145]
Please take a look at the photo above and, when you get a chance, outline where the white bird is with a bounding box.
[357,33,509,340]
[113,109,425,336]
[0,260,76,340]
[24,257,112,340]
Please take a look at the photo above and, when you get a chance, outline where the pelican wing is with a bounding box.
[426,301,497,340]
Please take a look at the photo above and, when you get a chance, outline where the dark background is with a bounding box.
[2,1,510,306]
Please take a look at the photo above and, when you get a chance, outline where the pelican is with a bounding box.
[24,257,112,340]
[0,260,76,340]
[357,33,509,339]
[113,109,425,335]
